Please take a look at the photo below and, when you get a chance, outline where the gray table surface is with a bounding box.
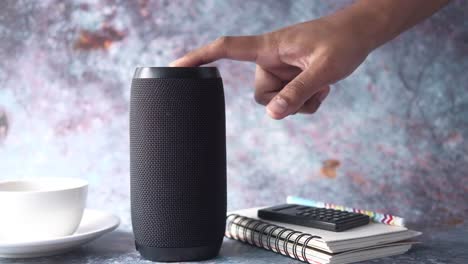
[2,225,467,264]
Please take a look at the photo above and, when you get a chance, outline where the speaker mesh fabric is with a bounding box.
[130,78,226,248]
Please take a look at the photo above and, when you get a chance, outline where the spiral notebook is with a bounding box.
[225,207,421,264]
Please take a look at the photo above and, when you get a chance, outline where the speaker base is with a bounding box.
[135,242,221,262]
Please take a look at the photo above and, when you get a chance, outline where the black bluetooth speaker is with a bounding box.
[130,67,226,262]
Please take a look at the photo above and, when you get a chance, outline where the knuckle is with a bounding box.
[281,89,300,106]
[314,50,342,84]
[214,36,230,48]
[317,49,338,71]
[282,82,305,105]
[213,36,232,56]
[318,51,334,67]
[303,99,321,114]
[261,33,278,52]
[253,92,268,105]
[292,78,307,91]
[299,107,314,114]
[309,104,320,114]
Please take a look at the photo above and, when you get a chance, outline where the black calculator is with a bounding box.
[258,204,370,232]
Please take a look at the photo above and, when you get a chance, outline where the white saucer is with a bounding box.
[0,209,120,258]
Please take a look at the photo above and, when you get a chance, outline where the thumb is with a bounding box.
[266,68,325,119]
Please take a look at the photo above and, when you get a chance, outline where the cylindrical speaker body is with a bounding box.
[130,67,226,262]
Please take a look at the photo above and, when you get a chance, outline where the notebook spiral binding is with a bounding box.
[225,214,322,263]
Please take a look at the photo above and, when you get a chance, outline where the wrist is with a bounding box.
[333,0,451,51]
[328,2,394,52]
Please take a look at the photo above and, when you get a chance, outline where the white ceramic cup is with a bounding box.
[0,178,88,241]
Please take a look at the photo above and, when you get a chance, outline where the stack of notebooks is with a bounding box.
[225,207,421,264]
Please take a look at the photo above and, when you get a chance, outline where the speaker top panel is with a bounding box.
[133,67,220,79]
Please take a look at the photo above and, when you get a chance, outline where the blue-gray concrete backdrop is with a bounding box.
[0,0,467,230]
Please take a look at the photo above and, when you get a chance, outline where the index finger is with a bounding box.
[170,35,260,67]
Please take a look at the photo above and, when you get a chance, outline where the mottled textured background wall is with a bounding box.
[0,0,467,231]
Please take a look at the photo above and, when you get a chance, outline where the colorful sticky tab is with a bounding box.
[287,196,405,227]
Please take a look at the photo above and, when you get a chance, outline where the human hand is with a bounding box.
[171,0,449,120]
[171,16,371,120]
